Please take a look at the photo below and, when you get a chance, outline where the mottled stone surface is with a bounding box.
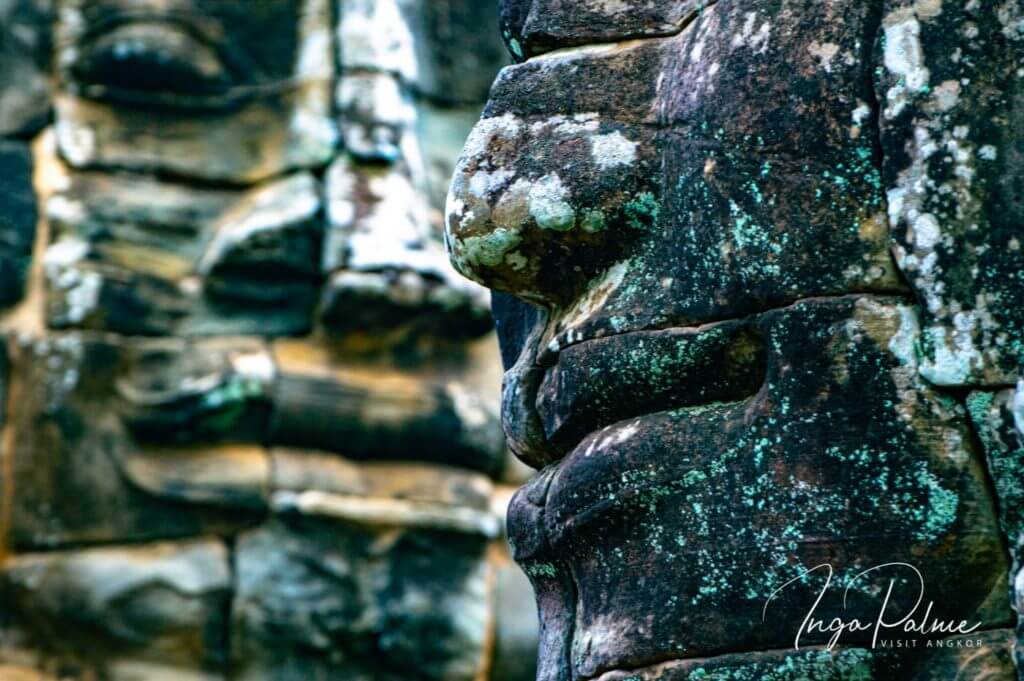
[967,387,1024,549]
[966,382,1024,675]
[1017,532,1024,676]
[510,297,1009,678]
[878,0,1024,386]
[409,0,509,104]
[0,334,262,549]
[44,163,324,336]
[53,0,336,183]
[498,0,703,61]
[588,629,1017,680]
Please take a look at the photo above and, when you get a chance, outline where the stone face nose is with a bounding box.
[445,107,657,308]
[318,156,493,343]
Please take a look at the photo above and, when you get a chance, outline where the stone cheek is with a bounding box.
[878,0,1024,386]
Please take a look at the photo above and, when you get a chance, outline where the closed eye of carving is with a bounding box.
[67,22,237,107]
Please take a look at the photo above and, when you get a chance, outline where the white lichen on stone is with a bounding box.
[883,17,930,119]
[589,131,638,170]
[460,113,523,161]
[528,173,575,231]
[731,12,771,54]
[807,41,839,72]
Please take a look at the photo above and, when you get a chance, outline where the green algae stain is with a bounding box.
[460,227,522,268]
[624,192,661,231]
[521,561,557,579]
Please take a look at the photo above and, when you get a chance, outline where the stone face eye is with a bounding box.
[67,22,234,105]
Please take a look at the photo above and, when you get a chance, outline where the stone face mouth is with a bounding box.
[534,318,766,454]
[497,301,769,470]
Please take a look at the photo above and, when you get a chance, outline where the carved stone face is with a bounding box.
[447,1,1024,678]
[0,1,539,680]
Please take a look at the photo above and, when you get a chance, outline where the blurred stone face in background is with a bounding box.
[0,1,537,680]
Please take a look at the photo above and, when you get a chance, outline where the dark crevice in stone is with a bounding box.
[964,406,1015,564]
[861,0,887,179]
[957,388,1016,566]
[55,155,334,193]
